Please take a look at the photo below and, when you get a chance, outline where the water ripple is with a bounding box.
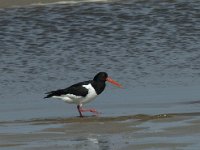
[0,0,200,96]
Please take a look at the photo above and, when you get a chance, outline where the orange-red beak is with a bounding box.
[106,77,122,88]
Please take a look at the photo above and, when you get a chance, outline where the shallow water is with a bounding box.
[0,0,200,149]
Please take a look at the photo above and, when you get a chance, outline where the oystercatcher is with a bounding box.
[44,72,122,117]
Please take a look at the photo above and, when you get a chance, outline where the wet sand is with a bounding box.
[0,0,66,8]
[0,0,110,8]
[1,112,200,150]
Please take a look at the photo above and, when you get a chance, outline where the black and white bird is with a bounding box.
[44,72,122,117]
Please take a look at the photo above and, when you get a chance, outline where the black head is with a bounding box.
[93,72,108,82]
[92,72,122,95]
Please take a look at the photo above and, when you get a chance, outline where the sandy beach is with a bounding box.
[1,113,200,150]
[0,0,111,8]
[0,0,65,8]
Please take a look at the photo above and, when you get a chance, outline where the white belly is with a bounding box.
[52,84,98,105]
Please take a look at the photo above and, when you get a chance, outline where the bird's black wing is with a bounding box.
[44,80,91,98]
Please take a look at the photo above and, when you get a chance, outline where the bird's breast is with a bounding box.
[81,84,98,104]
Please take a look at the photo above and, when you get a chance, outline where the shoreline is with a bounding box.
[0,0,60,8]
[1,111,200,124]
[0,0,110,8]
[0,113,200,150]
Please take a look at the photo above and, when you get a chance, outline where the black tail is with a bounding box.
[44,89,64,99]
[44,95,51,99]
[44,91,54,99]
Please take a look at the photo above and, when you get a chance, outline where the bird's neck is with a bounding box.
[91,81,106,95]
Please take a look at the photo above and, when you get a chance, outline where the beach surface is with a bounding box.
[0,0,111,8]
[1,113,200,150]
[0,0,66,8]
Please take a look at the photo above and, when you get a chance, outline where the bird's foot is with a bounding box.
[80,108,100,115]
[89,108,99,114]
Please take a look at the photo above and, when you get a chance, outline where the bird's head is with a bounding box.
[93,72,122,88]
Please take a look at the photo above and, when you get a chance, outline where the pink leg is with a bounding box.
[80,108,99,114]
[77,105,83,117]
[77,105,100,117]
